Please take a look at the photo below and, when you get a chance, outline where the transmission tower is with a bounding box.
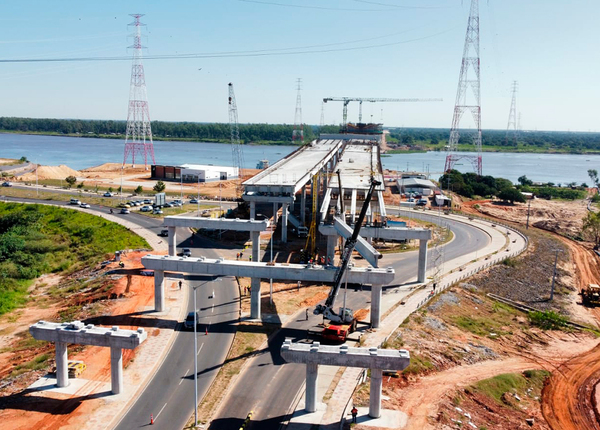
[123,14,155,169]
[505,81,518,145]
[228,83,245,193]
[292,78,304,145]
[445,0,482,175]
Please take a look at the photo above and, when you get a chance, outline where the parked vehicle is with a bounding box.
[120,208,130,214]
[79,203,91,208]
[70,198,81,205]
[159,229,169,237]
[296,226,308,238]
[416,198,428,206]
[581,284,600,306]
[184,311,200,330]
[140,205,152,212]
[117,203,130,208]
[163,202,174,208]
[143,199,152,204]
[153,209,163,215]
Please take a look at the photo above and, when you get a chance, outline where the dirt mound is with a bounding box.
[18,164,80,181]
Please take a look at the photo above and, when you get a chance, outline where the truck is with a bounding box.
[313,176,381,343]
[581,283,600,306]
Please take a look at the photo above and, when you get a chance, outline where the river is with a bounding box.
[0,133,596,185]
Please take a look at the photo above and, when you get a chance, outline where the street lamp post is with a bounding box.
[190,277,220,428]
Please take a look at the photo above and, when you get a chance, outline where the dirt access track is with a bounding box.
[465,197,600,430]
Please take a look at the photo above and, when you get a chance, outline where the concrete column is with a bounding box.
[301,186,306,225]
[369,368,383,418]
[282,203,288,243]
[110,346,123,394]
[154,269,165,312]
[370,284,382,329]
[418,239,428,283]
[273,202,279,225]
[250,231,261,319]
[168,226,177,257]
[250,201,256,220]
[305,362,319,413]
[55,341,68,387]
[326,234,337,265]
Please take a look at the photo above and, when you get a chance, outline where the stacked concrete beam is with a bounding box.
[30,321,147,394]
[281,340,410,417]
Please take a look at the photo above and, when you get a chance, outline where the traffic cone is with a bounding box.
[150,414,154,425]
[205,327,208,335]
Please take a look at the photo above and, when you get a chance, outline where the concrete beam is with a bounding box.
[243,194,294,204]
[163,216,269,232]
[281,341,410,370]
[332,217,381,268]
[319,223,431,241]
[142,255,395,285]
[30,321,147,350]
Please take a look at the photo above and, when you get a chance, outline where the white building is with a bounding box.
[180,164,239,183]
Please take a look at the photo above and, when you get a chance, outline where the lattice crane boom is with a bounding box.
[323,97,442,125]
[228,83,245,194]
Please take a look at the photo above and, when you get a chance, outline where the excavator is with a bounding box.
[313,176,381,342]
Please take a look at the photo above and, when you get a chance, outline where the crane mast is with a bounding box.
[228,83,245,195]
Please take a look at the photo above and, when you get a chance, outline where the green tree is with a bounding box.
[65,175,77,188]
[518,175,533,186]
[153,181,166,193]
[19,156,28,163]
[108,187,113,193]
[588,169,599,190]
[583,212,600,246]
[77,182,84,189]
[134,185,143,195]
[498,188,526,204]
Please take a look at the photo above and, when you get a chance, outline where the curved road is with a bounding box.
[209,211,491,430]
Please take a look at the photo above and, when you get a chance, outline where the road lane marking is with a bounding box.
[156,402,168,419]
[198,343,204,356]
[180,368,190,385]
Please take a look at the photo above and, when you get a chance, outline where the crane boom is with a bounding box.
[323,96,443,124]
[315,177,381,319]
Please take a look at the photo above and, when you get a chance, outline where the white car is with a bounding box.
[140,205,152,212]
[182,248,192,257]
[152,209,163,215]
[79,203,91,208]
[104,192,113,197]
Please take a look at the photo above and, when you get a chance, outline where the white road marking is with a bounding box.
[180,368,190,385]
[198,343,204,356]
[156,402,168,419]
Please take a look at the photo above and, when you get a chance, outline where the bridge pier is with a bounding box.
[418,239,428,283]
[282,202,289,243]
[56,341,68,387]
[154,270,165,312]
[301,187,306,225]
[370,284,382,328]
[251,231,261,319]
[250,201,256,220]
[168,226,177,256]
[306,362,319,412]
[111,346,123,394]
[369,368,383,418]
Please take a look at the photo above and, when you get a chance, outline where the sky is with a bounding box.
[0,0,598,132]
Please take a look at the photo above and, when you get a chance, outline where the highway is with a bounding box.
[208,212,491,430]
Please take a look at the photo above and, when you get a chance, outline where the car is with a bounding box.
[79,203,90,208]
[163,202,174,208]
[152,209,163,215]
[416,199,428,206]
[143,199,152,204]
[407,198,415,202]
[183,311,200,330]
[120,208,130,214]
[131,201,141,206]
[140,205,152,212]
[1,181,12,187]
[189,198,199,204]
[70,198,81,205]
[117,203,131,208]
[103,192,113,197]
[182,248,192,257]
[159,229,169,237]
[170,201,182,207]
[139,269,154,276]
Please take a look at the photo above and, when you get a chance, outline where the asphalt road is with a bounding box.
[209,212,491,430]
[0,196,239,430]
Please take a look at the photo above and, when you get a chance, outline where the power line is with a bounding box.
[0,27,456,63]
[237,0,396,11]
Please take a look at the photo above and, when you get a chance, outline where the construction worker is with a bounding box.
[351,406,358,423]
[179,280,182,290]
[305,308,309,321]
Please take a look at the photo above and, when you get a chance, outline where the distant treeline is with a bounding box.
[1,117,599,152]
[0,117,339,145]
[387,127,600,153]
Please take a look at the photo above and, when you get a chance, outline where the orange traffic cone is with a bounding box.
[150,414,154,425]
[205,327,208,335]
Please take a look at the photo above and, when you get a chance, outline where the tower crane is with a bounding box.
[322,97,443,131]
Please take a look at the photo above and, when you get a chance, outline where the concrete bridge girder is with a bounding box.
[281,340,410,417]
[29,321,147,394]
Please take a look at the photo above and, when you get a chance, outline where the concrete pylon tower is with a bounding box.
[292,78,304,145]
[445,0,482,175]
[505,81,518,145]
[123,14,155,169]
